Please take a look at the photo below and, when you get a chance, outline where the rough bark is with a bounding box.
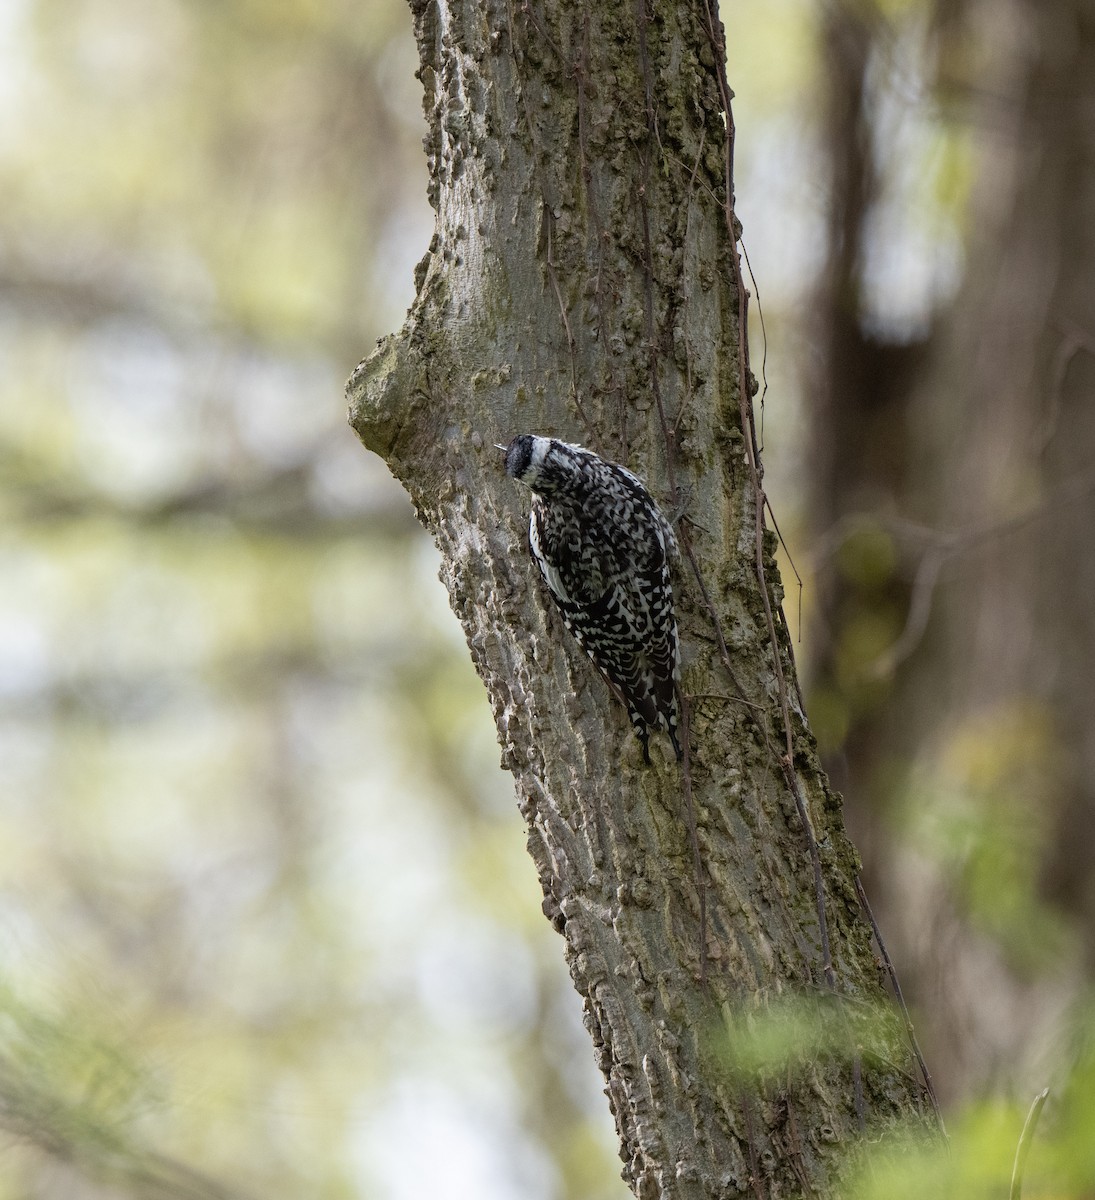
[347,0,933,1193]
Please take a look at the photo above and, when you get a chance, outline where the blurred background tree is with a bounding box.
[2,0,1095,1196]
[801,0,1095,1111]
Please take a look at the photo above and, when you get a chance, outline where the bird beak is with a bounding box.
[494,443,508,453]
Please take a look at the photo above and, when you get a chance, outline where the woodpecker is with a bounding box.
[502,434,682,764]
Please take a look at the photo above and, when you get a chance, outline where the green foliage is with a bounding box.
[715,992,901,1085]
[848,1044,1095,1200]
[710,995,1095,1200]
[903,705,1071,974]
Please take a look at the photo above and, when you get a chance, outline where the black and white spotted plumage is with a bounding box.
[503,434,682,764]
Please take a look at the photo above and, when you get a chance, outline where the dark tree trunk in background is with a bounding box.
[807,0,930,846]
[348,0,933,1193]
[915,0,1095,1092]
[807,0,1095,1101]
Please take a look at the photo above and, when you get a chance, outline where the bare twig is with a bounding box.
[1041,321,1095,454]
[740,236,769,443]
[811,468,1095,677]
[868,544,946,678]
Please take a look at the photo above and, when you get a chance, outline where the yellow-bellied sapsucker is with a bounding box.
[502,434,682,764]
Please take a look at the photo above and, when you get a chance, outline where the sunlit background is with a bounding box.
[3,0,1095,1195]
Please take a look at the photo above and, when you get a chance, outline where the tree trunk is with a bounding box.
[347,0,934,1193]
